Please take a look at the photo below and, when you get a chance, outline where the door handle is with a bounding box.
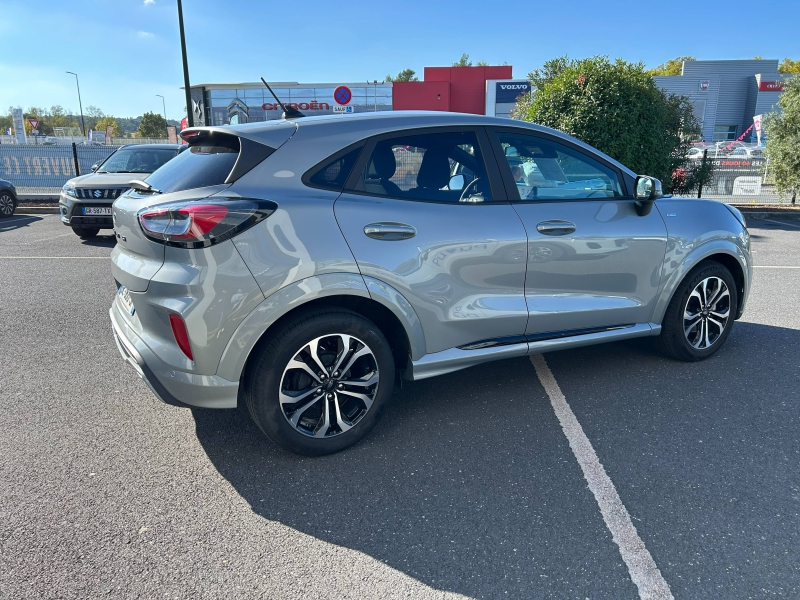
[536,220,576,236]
[363,222,417,241]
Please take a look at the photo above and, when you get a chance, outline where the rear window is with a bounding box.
[144,142,239,194]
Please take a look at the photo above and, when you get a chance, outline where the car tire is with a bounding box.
[73,227,100,239]
[244,309,395,456]
[0,191,16,218]
[656,261,738,362]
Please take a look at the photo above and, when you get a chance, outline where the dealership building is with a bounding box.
[654,59,785,143]
[189,60,784,144]
[187,66,532,127]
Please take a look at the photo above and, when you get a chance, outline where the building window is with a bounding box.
[713,125,738,141]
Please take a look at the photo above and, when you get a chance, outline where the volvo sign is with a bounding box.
[495,82,531,103]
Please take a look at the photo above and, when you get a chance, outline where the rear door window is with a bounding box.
[355,130,493,203]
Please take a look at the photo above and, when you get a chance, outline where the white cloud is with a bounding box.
[144,0,155,5]
[137,31,155,38]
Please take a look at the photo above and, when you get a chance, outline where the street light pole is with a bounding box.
[156,94,168,136]
[66,71,86,136]
[367,80,379,112]
[177,0,194,127]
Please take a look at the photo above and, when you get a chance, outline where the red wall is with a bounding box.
[393,80,450,111]
[392,66,513,115]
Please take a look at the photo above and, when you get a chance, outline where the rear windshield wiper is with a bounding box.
[129,179,162,194]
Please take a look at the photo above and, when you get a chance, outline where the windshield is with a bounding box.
[98,147,179,174]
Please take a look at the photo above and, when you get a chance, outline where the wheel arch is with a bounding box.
[653,243,749,325]
[216,273,424,384]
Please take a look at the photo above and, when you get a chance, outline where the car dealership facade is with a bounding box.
[189,60,785,144]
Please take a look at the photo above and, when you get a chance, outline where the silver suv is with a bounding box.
[109,112,751,455]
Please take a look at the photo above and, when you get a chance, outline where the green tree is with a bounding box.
[778,58,800,74]
[764,75,800,203]
[476,60,489,66]
[95,117,121,138]
[137,111,168,138]
[648,56,696,76]
[384,68,419,82]
[515,56,703,192]
[453,53,472,67]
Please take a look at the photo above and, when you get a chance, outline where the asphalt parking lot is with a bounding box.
[1,213,799,599]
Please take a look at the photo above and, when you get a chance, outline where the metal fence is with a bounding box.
[675,150,792,205]
[0,143,119,195]
[0,135,171,146]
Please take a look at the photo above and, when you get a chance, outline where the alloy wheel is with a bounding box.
[683,276,730,349]
[279,334,379,438]
[0,194,13,216]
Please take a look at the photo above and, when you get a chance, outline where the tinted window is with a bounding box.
[496,131,622,201]
[359,130,492,203]
[98,147,178,174]
[306,146,362,191]
[144,144,238,194]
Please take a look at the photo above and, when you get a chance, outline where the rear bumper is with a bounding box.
[110,304,239,409]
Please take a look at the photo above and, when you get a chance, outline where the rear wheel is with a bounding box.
[244,309,395,456]
[656,261,738,361]
[72,227,99,239]
[0,191,15,218]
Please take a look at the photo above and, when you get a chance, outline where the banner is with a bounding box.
[167,126,178,144]
[11,108,26,144]
[753,115,763,146]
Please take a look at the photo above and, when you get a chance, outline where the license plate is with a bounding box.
[83,206,111,215]
[118,286,135,316]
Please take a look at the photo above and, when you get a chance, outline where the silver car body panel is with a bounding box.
[107,111,751,409]
[651,198,751,323]
[335,193,528,354]
[215,273,370,382]
[514,199,668,334]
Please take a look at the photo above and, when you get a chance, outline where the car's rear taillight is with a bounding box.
[138,198,276,248]
[169,314,193,360]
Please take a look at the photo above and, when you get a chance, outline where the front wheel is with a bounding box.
[0,191,16,218]
[72,227,99,239]
[656,261,738,361]
[244,309,395,456]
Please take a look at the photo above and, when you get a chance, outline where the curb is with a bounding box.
[16,207,61,214]
[737,210,800,221]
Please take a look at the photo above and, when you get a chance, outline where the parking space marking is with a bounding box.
[763,218,800,229]
[753,265,800,269]
[530,354,673,600]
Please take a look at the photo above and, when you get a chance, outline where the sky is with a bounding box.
[3,0,799,119]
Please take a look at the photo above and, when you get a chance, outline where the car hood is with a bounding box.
[67,172,152,188]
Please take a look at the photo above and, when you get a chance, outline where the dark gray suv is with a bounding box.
[109,112,751,455]
[60,144,182,238]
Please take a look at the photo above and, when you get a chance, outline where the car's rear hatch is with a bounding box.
[110,121,297,292]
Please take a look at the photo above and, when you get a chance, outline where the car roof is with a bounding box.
[206,111,636,177]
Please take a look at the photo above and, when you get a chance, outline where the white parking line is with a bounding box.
[753,265,800,269]
[530,354,673,600]
[763,218,800,229]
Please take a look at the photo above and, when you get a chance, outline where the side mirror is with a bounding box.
[633,176,662,216]
[449,174,465,191]
[91,163,100,173]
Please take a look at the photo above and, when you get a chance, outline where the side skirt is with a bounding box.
[405,323,660,381]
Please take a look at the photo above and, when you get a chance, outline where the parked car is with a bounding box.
[686,147,705,160]
[109,112,751,455]
[59,144,183,238]
[0,178,18,218]
[728,146,763,158]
